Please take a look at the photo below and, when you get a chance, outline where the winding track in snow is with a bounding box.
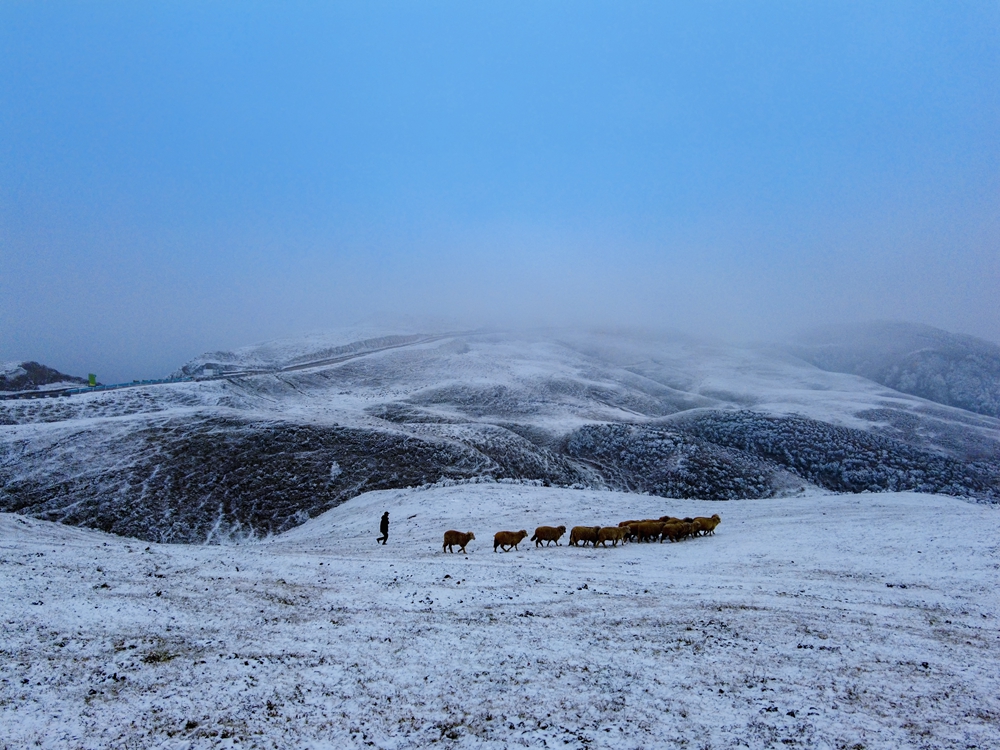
[0,331,475,401]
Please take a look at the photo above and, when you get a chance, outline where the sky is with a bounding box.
[2,1,999,381]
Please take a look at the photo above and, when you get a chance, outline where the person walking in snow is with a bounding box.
[377,511,389,545]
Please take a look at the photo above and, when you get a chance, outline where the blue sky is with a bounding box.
[2,2,999,380]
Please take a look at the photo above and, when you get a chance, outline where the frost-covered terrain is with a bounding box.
[0,362,87,394]
[2,327,999,542]
[3,485,999,749]
[792,321,1000,419]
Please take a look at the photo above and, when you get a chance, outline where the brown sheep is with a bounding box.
[531,525,566,547]
[596,526,627,547]
[693,514,721,536]
[569,526,601,546]
[442,530,475,553]
[618,520,645,541]
[661,522,685,543]
[493,530,528,552]
[620,522,639,542]
[635,521,664,543]
[658,515,681,524]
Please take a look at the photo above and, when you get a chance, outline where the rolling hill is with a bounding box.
[2,326,998,542]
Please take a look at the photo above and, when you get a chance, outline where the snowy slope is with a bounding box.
[2,328,999,542]
[171,315,466,377]
[3,486,999,748]
[791,321,1000,419]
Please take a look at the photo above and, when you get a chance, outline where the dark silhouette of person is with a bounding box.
[377,511,389,545]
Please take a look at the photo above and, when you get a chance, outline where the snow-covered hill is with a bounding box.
[0,361,88,393]
[1,327,998,542]
[791,321,1000,419]
[3,486,998,748]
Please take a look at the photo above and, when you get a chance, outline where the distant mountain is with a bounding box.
[171,316,462,377]
[790,322,1000,419]
[2,327,998,543]
[0,361,87,392]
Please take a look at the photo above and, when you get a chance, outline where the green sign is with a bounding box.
[88,374,96,387]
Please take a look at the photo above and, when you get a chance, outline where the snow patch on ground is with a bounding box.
[3,486,999,748]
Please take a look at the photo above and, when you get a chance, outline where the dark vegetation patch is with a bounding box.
[142,650,177,664]
[674,411,999,499]
[433,424,595,487]
[0,417,497,542]
[0,362,87,392]
[855,407,1000,462]
[2,407,997,543]
[0,417,589,543]
[565,423,779,500]
[365,403,464,424]
[408,384,554,419]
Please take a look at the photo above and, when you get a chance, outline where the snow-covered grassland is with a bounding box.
[3,486,999,749]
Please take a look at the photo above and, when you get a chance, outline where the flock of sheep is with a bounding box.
[441,514,721,554]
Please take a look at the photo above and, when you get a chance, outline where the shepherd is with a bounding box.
[377,511,389,545]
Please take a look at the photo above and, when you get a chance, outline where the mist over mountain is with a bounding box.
[790,321,1000,419]
[2,323,998,544]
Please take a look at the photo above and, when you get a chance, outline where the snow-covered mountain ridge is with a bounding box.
[1,325,998,542]
[792,320,1000,419]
